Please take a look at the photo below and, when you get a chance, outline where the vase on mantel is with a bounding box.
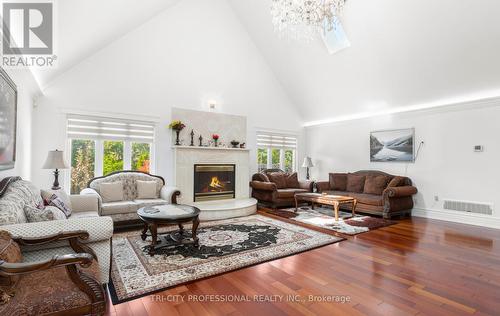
[214,139,218,147]
[175,130,181,146]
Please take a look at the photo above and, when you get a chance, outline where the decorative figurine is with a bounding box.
[240,142,246,149]
[190,130,195,146]
[198,135,203,147]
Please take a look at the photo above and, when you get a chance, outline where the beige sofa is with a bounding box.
[0,177,113,284]
[82,171,180,228]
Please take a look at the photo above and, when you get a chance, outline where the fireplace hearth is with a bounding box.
[194,164,236,202]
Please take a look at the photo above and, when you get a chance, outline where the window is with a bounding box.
[67,114,155,193]
[70,139,95,194]
[132,143,151,173]
[256,131,297,173]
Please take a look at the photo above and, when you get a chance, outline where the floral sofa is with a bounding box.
[82,171,180,228]
[0,177,113,284]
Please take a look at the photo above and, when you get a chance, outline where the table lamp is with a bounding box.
[302,157,314,180]
[42,149,69,190]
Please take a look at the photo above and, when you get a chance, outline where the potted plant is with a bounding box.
[212,134,220,147]
[169,120,186,145]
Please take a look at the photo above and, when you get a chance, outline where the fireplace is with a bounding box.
[193,164,236,202]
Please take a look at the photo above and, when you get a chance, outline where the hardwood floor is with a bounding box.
[105,216,500,316]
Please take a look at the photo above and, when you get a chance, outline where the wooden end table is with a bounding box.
[294,193,357,221]
[137,204,200,256]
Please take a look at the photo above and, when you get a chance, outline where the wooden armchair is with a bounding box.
[0,231,106,316]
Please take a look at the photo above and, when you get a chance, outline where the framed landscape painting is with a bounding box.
[0,68,17,171]
[370,128,414,162]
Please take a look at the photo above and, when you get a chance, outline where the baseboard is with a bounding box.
[412,207,500,229]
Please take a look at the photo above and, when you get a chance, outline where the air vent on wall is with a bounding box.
[443,199,493,215]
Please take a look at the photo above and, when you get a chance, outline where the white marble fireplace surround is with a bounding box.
[173,146,257,220]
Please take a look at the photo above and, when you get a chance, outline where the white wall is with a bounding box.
[306,101,500,228]
[31,0,304,189]
[0,69,40,180]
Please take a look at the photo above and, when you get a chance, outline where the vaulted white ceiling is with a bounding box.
[229,0,500,124]
[37,0,500,124]
[33,0,180,89]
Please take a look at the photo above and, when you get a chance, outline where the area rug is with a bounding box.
[261,206,396,236]
[108,214,343,304]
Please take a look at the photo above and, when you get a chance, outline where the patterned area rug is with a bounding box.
[261,206,396,236]
[109,214,343,304]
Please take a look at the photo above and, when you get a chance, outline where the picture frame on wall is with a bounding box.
[370,128,415,162]
[0,68,17,171]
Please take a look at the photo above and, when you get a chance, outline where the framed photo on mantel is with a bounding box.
[370,128,415,162]
[0,68,17,171]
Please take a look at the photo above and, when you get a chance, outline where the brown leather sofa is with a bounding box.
[250,169,313,209]
[316,170,417,219]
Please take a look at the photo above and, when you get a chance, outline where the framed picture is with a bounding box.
[370,128,415,162]
[0,68,17,171]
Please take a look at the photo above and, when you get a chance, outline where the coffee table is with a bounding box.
[294,193,357,221]
[137,204,201,256]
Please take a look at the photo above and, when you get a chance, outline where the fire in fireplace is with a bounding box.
[194,164,236,202]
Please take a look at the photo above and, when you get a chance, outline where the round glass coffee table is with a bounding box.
[137,204,201,256]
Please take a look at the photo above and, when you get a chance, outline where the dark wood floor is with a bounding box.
[105,215,500,316]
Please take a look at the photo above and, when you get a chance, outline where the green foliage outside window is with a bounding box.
[271,149,280,169]
[132,143,150,173]
[103,141,124,175]
[70,140,95,194]
[284,149,293,173]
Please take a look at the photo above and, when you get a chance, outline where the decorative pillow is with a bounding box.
[329,173,347,191]
[24,205,67,222]
[0,230,22,305]
[267,172,287,189]
[363,175,389,195]
[47,195,72,217]
[41,189,72,211]
[285,173,300,188]
[346,174,366,193]
[136,180,157,199]
[99,181,124,203]
[388,176,406,187]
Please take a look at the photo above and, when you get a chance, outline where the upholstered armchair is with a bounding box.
[0,230,106,315]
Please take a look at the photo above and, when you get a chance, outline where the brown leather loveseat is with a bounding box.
[316,170,417,219]
[250,169,313,209]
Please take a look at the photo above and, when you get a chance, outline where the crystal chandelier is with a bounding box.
[270,0,346,40]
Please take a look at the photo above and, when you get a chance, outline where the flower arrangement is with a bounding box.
[168,120,186,131]
[212,134,220,147]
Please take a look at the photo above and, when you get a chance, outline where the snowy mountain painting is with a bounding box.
[370,129,414,162]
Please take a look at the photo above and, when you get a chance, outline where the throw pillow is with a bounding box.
[363,175,389,195]
[329,173,347,191]
[267,172,287,189]
[99,181,124,203]
[136,180,157,199]
[346,174,366,193]
[285,173,300,188]
[41,189,73,211]
[48,195,72,217]
[388,176,406,187]
[0,231,22,305]
[24,205,67,222]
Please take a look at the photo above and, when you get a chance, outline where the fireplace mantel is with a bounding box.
[172,145,256,220]
[172,146,250,152]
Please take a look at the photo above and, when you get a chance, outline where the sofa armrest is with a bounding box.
[298,180,314,192]
[0,253,93,276]
[160,186,181,204]
[80,188,102,212]
[315,181,330,193]
[2,216,114,244]
[250,181,277,192]
[383,186,418,198]
[70,194,99,213]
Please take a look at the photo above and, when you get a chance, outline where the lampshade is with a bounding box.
[302,157,314,168]
[42,150,69,169]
